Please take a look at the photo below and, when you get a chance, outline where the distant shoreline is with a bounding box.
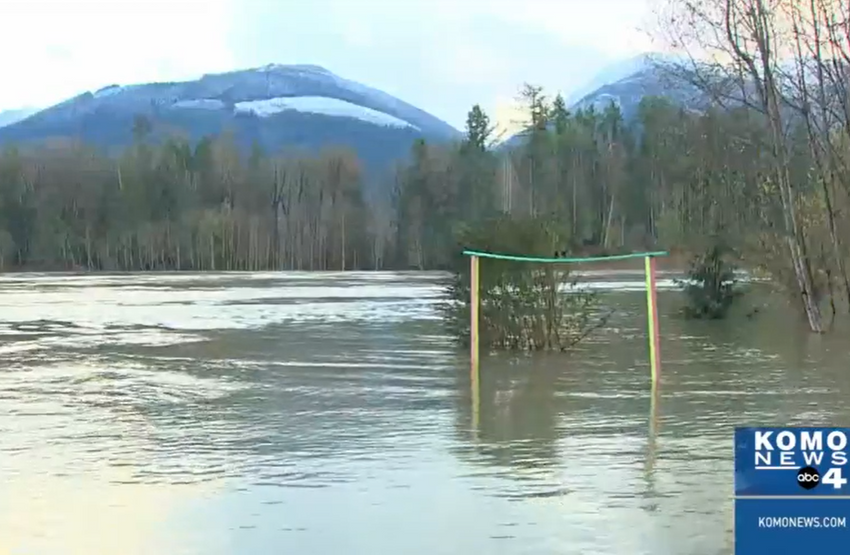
[0,249,738,276]
[0,255,698,275]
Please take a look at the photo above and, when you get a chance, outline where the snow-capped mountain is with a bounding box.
[564,53,841,123]
[570,53,702,118]
[498,54,701,149]
[0,64,460,172]
[565,53,667,105]
[0,107,39,128]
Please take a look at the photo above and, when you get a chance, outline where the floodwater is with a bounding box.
[1,271,849,555]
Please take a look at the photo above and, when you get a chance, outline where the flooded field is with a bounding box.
[1,271,849,555]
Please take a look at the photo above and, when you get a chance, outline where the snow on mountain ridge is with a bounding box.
[12,63,458,139]
[0,64,459,181]
[94,85,123,98]
[256,63,331,74]
[566,53,684,105]
[172,99,227,110]
[497,54,698,149]
[234,96,417,129]
[566,54,654,104]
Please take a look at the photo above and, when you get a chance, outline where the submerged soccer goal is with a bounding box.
[463,249,666,385]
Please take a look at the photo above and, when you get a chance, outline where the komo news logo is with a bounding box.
[754,429,848,490]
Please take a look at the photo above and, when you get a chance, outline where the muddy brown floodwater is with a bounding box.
[2,271,849,555]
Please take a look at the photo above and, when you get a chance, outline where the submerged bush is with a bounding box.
[442,215,610,351]
[678,242,742,319]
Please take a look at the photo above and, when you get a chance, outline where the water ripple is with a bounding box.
[1,272,848,555]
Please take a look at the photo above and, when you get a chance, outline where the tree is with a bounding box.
[657,0,826,332]
[551,93,570,135]
[443,215,609,351]
[678,241,743,319]
[463,104,494,152]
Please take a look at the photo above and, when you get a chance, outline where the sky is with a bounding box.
[0,0,659,132]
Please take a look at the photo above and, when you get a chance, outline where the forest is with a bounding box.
[0,0,848,333]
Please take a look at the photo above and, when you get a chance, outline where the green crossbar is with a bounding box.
[462,249,668,264]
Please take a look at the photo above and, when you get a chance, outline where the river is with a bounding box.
[1,271,849,555]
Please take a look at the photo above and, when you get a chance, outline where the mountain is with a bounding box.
[570,54,703,119]
[499,53,702,149]
[0,107,39,128]
[565,54,843,125]
[0,64,460,174]
[565,53,665,105]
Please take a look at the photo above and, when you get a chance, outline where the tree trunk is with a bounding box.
[341,210,346,271]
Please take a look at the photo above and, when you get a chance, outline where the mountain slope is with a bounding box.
[565,53,665,105]
[570,55,703,119]
[0,64,460,173]
[554,54,838,129]
[499,54,702,149]
[0,107,39,128]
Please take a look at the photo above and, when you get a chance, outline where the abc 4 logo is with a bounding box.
[797,466,821,490]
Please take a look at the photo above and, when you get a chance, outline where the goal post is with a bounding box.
[463,249,667,385]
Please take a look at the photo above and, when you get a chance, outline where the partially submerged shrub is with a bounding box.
[442,215,610,351]
[677,242,742,319]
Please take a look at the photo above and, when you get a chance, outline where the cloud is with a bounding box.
[492,95,528,137]
[1,0,656,131]
[454,0,656,55]
[226,0,655,129]
[0,0,234,108]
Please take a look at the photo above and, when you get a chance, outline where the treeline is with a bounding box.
[0,99,654,273]
[0,127,379,272]
[0,88,846,307]
[1,0,849,332]
[0,99,674,273]
[0,94,809,272]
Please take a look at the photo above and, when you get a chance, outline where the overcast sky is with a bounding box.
[0,0,659,130]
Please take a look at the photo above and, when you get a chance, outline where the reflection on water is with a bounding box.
[2,272,850,554]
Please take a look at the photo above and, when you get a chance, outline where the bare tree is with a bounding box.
[656,0,825,331]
